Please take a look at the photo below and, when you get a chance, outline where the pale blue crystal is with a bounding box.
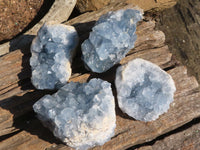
[81,9,143,73]
[115,58,176,122]
[30,22,78,90]
[33,78,116,149]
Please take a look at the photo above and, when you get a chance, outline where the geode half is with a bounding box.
[33,78,116,149]
[81,9,143,73]
[115,58,176,122]
[30,22,78,90]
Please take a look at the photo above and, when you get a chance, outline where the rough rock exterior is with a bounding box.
[115,58,176,121]
[0,0,44,42]
[33,78,116,149]
[81,9,143,73]
[30,22,78,90]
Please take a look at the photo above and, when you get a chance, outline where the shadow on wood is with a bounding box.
[0,90,61,144]
[71,21,96,74]
[131,116,200,149]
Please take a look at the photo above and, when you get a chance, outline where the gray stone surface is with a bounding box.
[81,9,143,73]
[30,22,78,90]
[115,58,176,121]
[33,78,116,149]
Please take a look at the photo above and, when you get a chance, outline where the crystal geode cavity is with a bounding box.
[115,58,176,122]
[81,9,143,73]
[30,22,78,90]
[33,78,116,149]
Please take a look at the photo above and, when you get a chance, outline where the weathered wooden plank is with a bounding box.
[0,18,165,136]
[157,0,200,84]
[0,17,171,144]
[135,118,200,150]
[44,66,200,150]
[0,18,198,149]
[0,122,55,150]
[0,44,171,137]
[1,65,199,150]
[76,0,177,13]
[0,1,199,150]
[122,45,172,66]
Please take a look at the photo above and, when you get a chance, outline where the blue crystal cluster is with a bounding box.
[33,78,116,149]
[81,9,143,73]
[115,59,176,121]
[31,8,176,150]
[30,22,78,90]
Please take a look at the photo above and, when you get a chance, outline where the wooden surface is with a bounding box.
[157,0,200,83]
[133,0,200,149]
[135,118,200,150]
[0,2,200,150]
[76,0,177,13]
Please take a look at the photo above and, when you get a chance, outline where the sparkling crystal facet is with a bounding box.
[115,58,176,121]
[81,9,143,73]
[30,22,78,89]
[33,78,116,149]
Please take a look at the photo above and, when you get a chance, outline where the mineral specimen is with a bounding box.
[81,9,143,73]
[33,78,116,149]
[115,58,176,122]
[30,22,78,90]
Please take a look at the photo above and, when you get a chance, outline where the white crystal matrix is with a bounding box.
[33,78,116,149]
[115,58,176,121]
[81,9,143,73]
[30,22,78,89]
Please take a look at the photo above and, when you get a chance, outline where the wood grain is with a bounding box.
[76,0,177,13]
[157,0,200,84]
[135,119,200,150]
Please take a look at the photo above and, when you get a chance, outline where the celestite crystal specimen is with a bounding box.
[30,22,78,90]
[81,9,143,73]
[33,78,116,149]
[115,58,176,122]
